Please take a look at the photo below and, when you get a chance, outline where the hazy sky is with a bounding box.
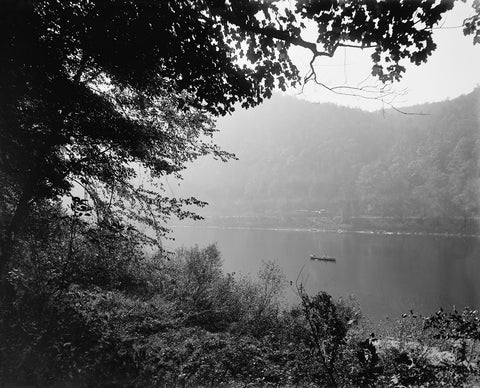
[287,1,480,111]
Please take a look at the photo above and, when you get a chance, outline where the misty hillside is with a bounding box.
[176,90,480,220]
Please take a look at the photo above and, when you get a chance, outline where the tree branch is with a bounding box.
[208,4,335,58]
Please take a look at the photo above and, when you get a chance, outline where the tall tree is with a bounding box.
[0,0,475,277]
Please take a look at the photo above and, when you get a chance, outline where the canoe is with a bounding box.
[310,255,336,262]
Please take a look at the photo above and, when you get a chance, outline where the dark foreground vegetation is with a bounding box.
[1,204,479,388]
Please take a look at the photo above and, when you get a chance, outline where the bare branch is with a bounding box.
[337,43,377,50]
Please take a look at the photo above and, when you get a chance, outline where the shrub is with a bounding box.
[2,211,479,388]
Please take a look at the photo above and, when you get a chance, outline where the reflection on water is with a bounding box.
[169,227,480,322]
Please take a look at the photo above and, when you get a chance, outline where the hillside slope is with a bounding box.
[176,90,480,225]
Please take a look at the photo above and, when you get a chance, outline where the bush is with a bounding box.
[1,209,479,388]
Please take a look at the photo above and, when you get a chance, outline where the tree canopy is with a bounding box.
[0,0,478,276]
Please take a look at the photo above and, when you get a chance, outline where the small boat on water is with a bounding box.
[310,254,336,262]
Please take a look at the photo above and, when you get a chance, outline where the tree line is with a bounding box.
[178,89,479,231]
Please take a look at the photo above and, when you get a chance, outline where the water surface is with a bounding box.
[169,227,480,322]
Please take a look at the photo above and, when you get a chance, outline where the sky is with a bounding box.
[286,1,480,111]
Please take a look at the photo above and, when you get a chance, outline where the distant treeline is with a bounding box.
[179,89,480,228]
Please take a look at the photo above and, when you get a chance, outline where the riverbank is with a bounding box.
[3,244,480,388]
[173,214,480,238]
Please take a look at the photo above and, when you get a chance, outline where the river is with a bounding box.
[169,226,480,322]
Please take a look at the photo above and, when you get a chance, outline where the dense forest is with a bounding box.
[178,89,480,232]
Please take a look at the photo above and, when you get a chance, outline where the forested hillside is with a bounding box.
[178,89,480,224]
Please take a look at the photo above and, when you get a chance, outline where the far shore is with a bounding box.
[171,222,480,239]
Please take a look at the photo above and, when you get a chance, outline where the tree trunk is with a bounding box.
[0,175,37,284]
